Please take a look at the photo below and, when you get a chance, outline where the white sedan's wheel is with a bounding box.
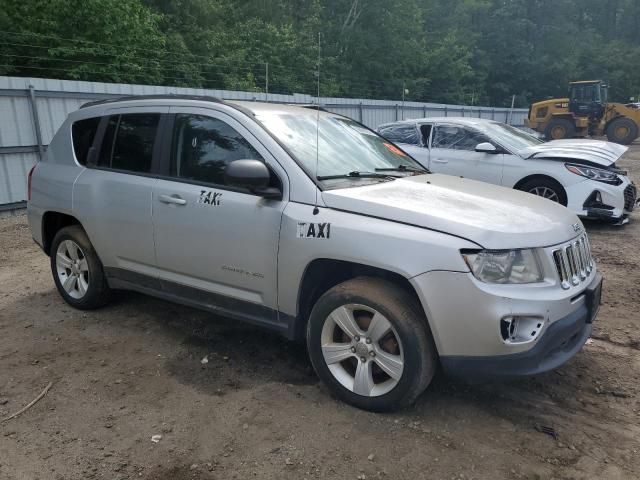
[517,177,567,206]
[528,186,560,203]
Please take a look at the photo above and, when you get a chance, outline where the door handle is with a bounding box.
[159,194,187,206]
[432,158,449,163]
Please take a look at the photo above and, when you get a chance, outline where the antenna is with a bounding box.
[312,33,321,215]
[313,32,321,215]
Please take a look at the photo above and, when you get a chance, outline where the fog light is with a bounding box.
[500,316,546,345]
[594,191,602,203]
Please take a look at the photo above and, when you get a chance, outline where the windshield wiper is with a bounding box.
[317,171,396,181]
[375,164,429,174]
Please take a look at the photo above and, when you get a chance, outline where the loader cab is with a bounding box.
[569,80,607,119]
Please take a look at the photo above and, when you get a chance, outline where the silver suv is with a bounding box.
[27,96,603,412]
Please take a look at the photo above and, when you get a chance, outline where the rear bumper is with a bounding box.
[440,273,601,379]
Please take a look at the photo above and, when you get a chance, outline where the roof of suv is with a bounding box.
[80,95,332,119]
[77,94,341,124]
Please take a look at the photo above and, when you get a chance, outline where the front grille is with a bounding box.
[624,183,637,211]
[552,234,594,289]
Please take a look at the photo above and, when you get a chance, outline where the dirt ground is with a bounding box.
[1,146,640,480]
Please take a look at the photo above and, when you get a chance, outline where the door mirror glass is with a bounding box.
[475,142,497,153]
[224,160,281,199]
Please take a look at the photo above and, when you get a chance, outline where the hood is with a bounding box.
[322,174,581,250]
[519,139,628,168]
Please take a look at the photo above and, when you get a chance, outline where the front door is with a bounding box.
[152,108,287,325]
[429,123,504,185]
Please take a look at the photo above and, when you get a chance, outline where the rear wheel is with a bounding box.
[544,118,575,141]
[517,177,567,206]
[50,226,111,309]
[307,277,437,412]
[606,117,638,145]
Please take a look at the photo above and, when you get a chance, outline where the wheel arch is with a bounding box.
[293,258,427,343]
[513,174,568,205]
[41,211,82,255]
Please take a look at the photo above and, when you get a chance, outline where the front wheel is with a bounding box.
[307,277,437,412]
[517,177,567,206]
[606,117,638,145]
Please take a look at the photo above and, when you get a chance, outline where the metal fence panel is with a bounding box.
[0,152,37,205]
[0,95,36,147]
[0,75,528,206]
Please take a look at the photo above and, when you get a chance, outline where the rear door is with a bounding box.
[152,107,287,324]
[73,108,167,279]
[429,123,504,184]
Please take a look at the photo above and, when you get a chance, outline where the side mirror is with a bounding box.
[224,159,282,199]
[475,142,498,154]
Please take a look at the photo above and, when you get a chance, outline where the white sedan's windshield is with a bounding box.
[255,111,426,180]
[483,122,543,151]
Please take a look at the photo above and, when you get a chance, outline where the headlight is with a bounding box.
[565,163,621,185]
[462,249,544,284]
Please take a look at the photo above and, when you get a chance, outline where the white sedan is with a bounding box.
[377,117,637,224]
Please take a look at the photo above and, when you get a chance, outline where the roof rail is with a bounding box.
[80,94,225,109]
[295,104,330,113]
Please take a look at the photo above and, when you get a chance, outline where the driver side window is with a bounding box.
[170,114,264,186]
[432,125,491,151]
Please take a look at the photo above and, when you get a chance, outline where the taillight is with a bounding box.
[27,164,37,201]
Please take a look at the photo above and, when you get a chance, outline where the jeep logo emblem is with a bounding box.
[572,223,581,233]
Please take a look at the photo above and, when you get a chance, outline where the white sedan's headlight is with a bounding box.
[565,163,621,185]
[462,249,543,284]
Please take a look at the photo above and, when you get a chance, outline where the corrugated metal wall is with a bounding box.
[0,75,528,207]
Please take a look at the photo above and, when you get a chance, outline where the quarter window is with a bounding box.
[378,124,421,145]
[71,117,100,165]
[170,114,263,185]
[432,125,491,151]
[97,114,160,173]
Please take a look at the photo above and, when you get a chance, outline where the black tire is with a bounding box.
[544,118,575,141]
[516,176,567,206]
[606,117,638,145]
[50,225,111,310]
[306,277,437,412]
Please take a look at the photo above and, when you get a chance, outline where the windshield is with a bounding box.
[255,110,426,184]
[482,122,543,151]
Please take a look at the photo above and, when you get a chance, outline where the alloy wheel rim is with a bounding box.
[56,240,89,299]
[529,186,559,203]
[320,304,404,397]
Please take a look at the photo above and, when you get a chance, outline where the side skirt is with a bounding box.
[105,267,296,339]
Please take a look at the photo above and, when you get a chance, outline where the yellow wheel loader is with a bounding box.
[526,80,640,145]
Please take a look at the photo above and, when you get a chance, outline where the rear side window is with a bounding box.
[97,113,160,173]
[170,114,263,186]
[432,125,491,151]
[71,117,100,165]
[378,124,421,145]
